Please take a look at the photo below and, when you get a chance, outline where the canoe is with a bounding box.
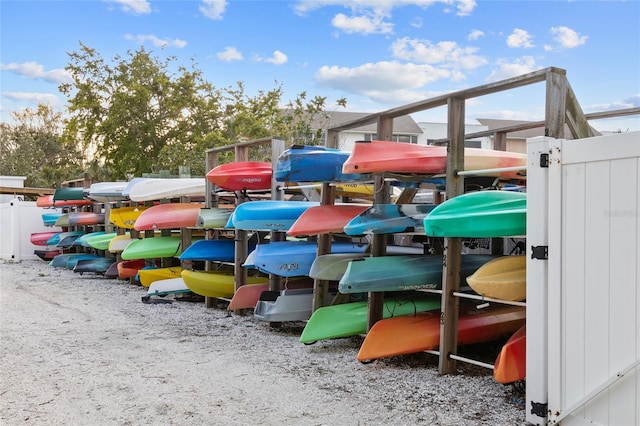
[50,253,101,269]
[253,241,368,277]
[338,254,496,293]
[109,206,149,229]
[42,212,65,226]
[73,231,106,247]
[134,203,205,231]
[73,257,116,274]
[54,214,70,227]
[138,266,182,288]
[275,145,365,182]
[287,204,369,237]
[466,255,526,301]
[30,231,61,246]
[206,161,272,191]
[86,181,128,202]
[299,295,442,344]
[46,230,84,246]
[227,278,314,310]
[86,232,118,250]
[228,200,319,231]
[342,140,527,179]
[423,191,526,238]
[178,238,253,262]
[494,325,526,384]
[254,288,315,322]
[121,236,191,260]
[181,269,269,298]
[147,277,192,297]
[356,303,527,362]
[34,247,62,261]
[53,187,86,201]
[196,207,234,229]
[344,204,436,235]
[68,212,105,226]
[117,259,147,280]
[127,178,206,202]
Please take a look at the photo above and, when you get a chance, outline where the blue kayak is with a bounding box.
[253,240,368,277]
[344,204,436,235]
[179,239,256,262]
[227,200,319,231]
[275,145,366,182]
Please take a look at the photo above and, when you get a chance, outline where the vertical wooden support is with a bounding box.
[313,183,335,311]
[439,96,466,375]
[493,131,507,151]
[366,115,394,331]
[204,151,219,309]
[545,69,567,139]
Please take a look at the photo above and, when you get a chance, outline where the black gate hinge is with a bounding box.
[530,401,548,418]
[540,153,549,168]
[531,245,548,260]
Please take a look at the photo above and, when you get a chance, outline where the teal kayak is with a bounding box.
[344,204,436,235]
[299,295,441,344]
[423,191,526,238]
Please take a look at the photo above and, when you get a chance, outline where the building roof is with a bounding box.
[311,111,423,134]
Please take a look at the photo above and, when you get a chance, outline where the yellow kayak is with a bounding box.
[466,255,526,301]
[109,206,149,229]
[138,266,182,288]
[181,269,268,298]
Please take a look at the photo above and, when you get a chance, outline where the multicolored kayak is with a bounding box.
[127,178,206,202]
[494,325,526,384]
[134,202,204,231]
[356,303,527,362]
[466,255,526,301]
[299,295,442,344]
[206,161,273,191]
[30,231,61,246]
[344,204,436,235]
[54,214,70,227]
[423,191,526,238]
[109,206,149,229]
[181,269,269,298]
[253,240,368,277]
[38,194,93,208]
[121,236,189,260]
[68,212,105,226]
[228,200,319,231]
[72,231,107,248]
[287,204,369,237]
[338,254,496,293]
[342,140,527,180]
[34,247,62,261]
[46,230,84,246]
[86,232,118,251]
[275,145,365,182]
[178,238,253,262]
[138,266,182,288]
[42,211,65,226]
[196,207,234,229]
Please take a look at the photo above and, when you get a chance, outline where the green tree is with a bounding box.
[0,104,82,187]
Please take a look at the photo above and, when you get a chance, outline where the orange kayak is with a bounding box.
[494,325,526,384]
[287,204,369,237]
[206,161,272,191]
[356,303,526,362]
[134,202,204,231]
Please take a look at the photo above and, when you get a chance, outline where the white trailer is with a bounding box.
[527,131,640,425]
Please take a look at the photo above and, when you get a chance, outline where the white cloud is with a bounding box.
[332,12,393,34]
[3,91,62,106]
[391,37,487,70]
[107,0,151,15]
[550,26,587,48]
[217,47,243,62]
[589,94,640,111]
[411,17,423,28]
[124,34,187,48]
[507,28,534,48]
[468,29,484,41]
[200,0,227,20]
[0,62,72,84]
[264,51,288,65]
[484,57,538,82]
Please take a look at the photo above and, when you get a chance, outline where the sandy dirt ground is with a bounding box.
[1,260,527,425]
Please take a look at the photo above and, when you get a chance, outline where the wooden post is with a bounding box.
[439,96,465,375]
[313,183,335,311]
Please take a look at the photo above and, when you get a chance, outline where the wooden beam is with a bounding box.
[313,183,336,311]
[564,82,596,139]
[0,186,55,196]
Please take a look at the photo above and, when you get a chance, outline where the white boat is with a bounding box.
[127,178,206,202]
[254,288,315,322]
[86,181,129,202]
[147,277,192,297]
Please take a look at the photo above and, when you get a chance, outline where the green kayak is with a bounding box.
[86,232,118,250]
[423,191,526,238]
[121,236,199,260]
[299,295,441,344]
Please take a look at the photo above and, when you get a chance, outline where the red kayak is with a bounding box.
[494,325,526,384]
[287,204,369,237]
[342,140,526,179]
[356,303,526,362]
[30,231,61,246]
[134,203,205,231]
[36,194,93,208]
[206,161,272,191]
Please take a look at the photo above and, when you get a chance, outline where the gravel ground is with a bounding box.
[1,260,527,425]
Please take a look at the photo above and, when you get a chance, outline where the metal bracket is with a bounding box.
[540,153,549,168]
[531,401,548,418]
[531,245,548,260]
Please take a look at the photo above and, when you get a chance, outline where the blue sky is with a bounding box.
[1,0,639,132]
